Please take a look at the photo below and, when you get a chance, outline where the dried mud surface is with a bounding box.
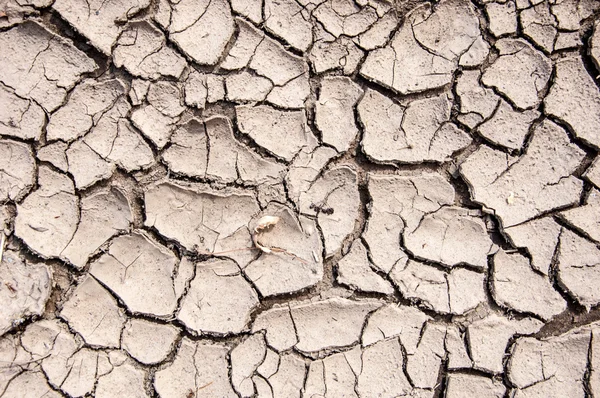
[1,0,600,397]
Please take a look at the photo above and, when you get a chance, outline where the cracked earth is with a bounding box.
[1,0,600,397]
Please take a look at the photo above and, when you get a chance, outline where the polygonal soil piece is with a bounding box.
[299,166,360,256]
[0,83,45,140]
[161,118,208,178]
[520,1,557,53]
[508,324,592,396]
[455,70,500,129]
[145,182,259,255]
[446,325,472,370]
[286,145,337,205]
[0,139,35,202]
[362,303,430,348]
[445,374,506,398]
[504,217,562,275]
[60,276,126,348]
[2,370,62,398]
[95,355,149,398]
[364,173,455,273]
[0,21,97,112]
[129,79,150,105]
[89,232,181,317]
[113,21,187,80]
[147,80,185,118]
[545,55,600,148]
[231,0,262,23]
[585,156,600,188]
[477,100,540,150]
[557,229,600,309]
[183,70,226,108]
[22,320,104,397]
[249,31,308,86]
[390,259,487,315]
[122,318,179,365]
[551,0,598,30]
[203,116,285,184]
[460,119,585,227]
[486,1,517,37]
[236,105,314,162]
[61,187,132,269]
[357,338,412,398]
[314,0,379,38]
[37,142,69,172]
[178,258,259,335]
[15,166,79,259]
[130,105,178,149]
[404,206,494,269]
[52,0,149,55]
[252,305,297,351]
[225,71,273,103]
[560,189,600,242]
[0,251,51,336]
[0,0,50,29]
[66,140,115,189]
[353,11,398,50]
[467,314,543,374]
[336,240,395,294]
[492,250,566,320]
[264,0,312,51]
[168,0,234,65]
[405,323,446,389]
[306,351,359,397]
[266,73,310,109]
[289,297,381,354]
[459,36,490,67]
[267,353,306,397]
[315,77,364,152]
[221,18,263,71]
[360,0,480,94]
[154,338,237,397]
[47,79,126,142]
[245,206,323,296]
[309,37,364,75]
[358,89,471,163]
[482,38,552,109]
[230,333,267,398]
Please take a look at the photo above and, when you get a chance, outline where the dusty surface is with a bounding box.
[1,0,600,397]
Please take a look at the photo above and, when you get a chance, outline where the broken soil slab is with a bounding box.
[460,119,585,228]
[492,250,566,320]
[336,240,395,294]
[113,21,187,80]
[557,229,600,309]
[358,89,471,163]
[390,258,487,315]
[89,232,181,317]
[167,0,234,65]
[59,276,126,348]
[122,318,179,365]
[144,182,259,254]
[0,251,51,336]
[0,21,97,112]
[0,138,35,202]
[481,38,552,110]
[0,83,45,141]
[559,189,600,243]
[545,55,600,148]
[360,0,480,94]
[236,105,315,162]
[177,258,259,335]
[154,338,237,397]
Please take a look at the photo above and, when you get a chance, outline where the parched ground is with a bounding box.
[1,0,600,396]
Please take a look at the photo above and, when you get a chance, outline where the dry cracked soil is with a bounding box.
[2,0,600,397]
